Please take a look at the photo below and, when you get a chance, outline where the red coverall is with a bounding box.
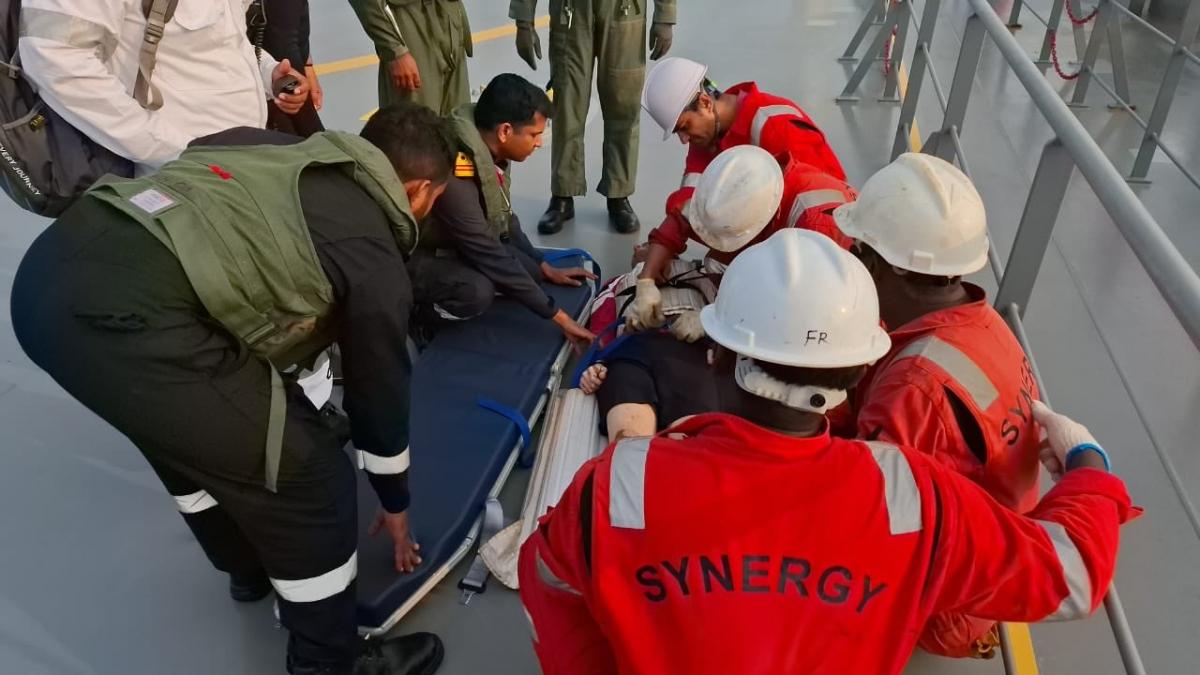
[853,284,1043,656]
[519,413,1136,675]
[649,82,846,258]
[655,158,856,269]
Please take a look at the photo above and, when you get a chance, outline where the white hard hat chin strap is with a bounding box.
[734,355,847,415]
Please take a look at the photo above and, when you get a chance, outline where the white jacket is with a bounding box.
[19,0,279,172]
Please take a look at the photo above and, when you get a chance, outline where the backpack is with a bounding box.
[0,0,178,217]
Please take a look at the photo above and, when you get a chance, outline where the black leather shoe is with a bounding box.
[354,633,444,675]
[229,571,272,603]
[607,197,640,234]
[538,196,574,234]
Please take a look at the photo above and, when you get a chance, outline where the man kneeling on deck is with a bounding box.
[409,73,596,347]
[519,229,1139,674]
[11,104,449,675]
[836,153,1045,658]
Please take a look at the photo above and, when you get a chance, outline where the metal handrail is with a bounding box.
[839,1,1200,673]
[966,0,1200,348]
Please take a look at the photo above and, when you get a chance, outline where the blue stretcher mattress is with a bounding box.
[354,252,595,631]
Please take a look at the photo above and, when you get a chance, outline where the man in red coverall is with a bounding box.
[625,145,855,335]
[836,153,1043,658]
[630,56,847,324]
[519,229,1137,675]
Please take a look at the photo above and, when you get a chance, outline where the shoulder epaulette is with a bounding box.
[454,152,476,178]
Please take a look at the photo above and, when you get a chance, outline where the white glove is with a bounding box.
[579,363,607,395]
[626,278,665,330]
[669,309,706,342]
[1032,400,1100,478]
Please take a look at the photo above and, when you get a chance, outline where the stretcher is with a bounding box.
[352,250,597,635]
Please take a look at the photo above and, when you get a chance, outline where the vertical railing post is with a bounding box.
[1037,0,1069,66]
[1105,1,1134,109]
[1007,0,1024,29]
[837,1,903,102]
[840,0,887,62]
[1067,0,1090,56]
[1067,0,1112,107]
[994,139,1075,317]
[925,11,984,162]
[1129,0,1200,181]
[891,0,942,158]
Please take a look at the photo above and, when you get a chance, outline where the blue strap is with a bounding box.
[475,397,535,466]
[570,318,628,387]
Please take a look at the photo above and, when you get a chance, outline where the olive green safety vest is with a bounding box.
[87,131,418,491]
[446,104,513,238]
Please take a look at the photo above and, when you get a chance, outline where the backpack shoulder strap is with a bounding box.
[133,0,180,111]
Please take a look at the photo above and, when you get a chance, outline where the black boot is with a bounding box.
[288,633,444,675]
[538,196,574,234]
[607,197,640,234]
[229,570,272,602]
[354,633,444,675]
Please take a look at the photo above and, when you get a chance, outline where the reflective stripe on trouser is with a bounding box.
[145,456,266,578]
[378,1,471,115]
[549,0,646,198]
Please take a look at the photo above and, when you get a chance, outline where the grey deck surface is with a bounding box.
[0,1,1196,673]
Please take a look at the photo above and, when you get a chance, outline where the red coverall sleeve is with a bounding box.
[757,116,846,180]
[518,459,618,675]
[925,459,1140,622]
[648,146,711,255]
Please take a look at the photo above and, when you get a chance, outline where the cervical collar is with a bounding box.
[734,355,848,414]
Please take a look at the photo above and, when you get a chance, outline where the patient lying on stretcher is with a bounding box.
[577,256,722,440]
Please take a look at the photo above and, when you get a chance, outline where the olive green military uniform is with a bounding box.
[348,0,473,115]
[509,0,676,198]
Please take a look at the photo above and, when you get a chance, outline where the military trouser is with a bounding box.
[379,0,472,116]
[409,244,542,320]
[10,201,365,673]
[548,0,646,198]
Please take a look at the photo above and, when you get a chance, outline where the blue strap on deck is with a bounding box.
[475,397,535,466]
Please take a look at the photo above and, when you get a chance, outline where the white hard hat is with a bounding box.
[684,146,785,252]
[833,152,988,276]
[642,57,708,140]
[700,229,892,368]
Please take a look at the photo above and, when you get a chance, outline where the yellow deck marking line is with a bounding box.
[316,15,551,77]
[1003,622,1041,674]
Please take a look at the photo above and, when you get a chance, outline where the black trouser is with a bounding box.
[595,332,720,435]
[10,199,360,672]
[408,244,541,320]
